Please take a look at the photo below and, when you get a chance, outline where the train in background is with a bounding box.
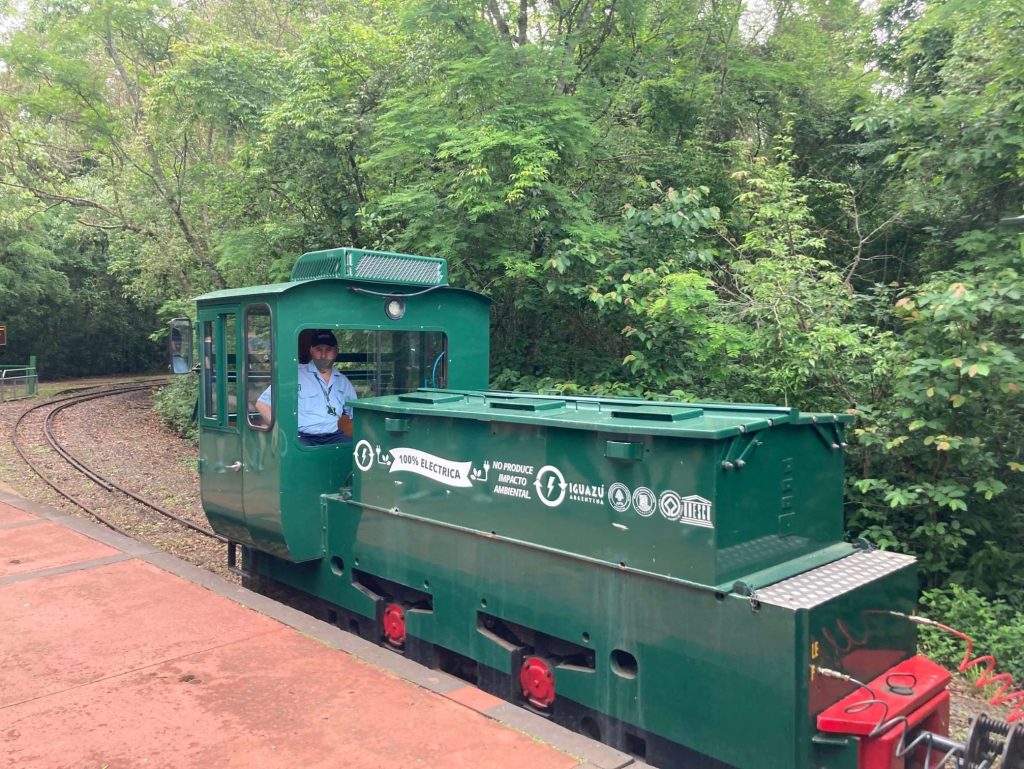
[171,246,1022,769]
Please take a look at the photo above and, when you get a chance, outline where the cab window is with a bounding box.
[202,320,217,421]
[225,315,237,423]
[333,329,447,397]
[246,306,273,430]
[200,313,238,427]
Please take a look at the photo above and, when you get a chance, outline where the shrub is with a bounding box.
[153,375,199,444]
[919,584,1024,683]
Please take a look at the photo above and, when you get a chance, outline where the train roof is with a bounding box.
[193,280,490,303]
[194,246,489,303]
[194,281,293,301]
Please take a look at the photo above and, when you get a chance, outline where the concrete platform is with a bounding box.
[0,495,641,769]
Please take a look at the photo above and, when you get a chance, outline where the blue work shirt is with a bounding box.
[258,362,357,435]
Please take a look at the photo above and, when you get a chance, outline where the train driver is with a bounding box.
[255,330,357,446]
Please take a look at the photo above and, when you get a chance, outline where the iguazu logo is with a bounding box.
[567,482,605,506]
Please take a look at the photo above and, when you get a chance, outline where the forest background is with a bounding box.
[1,0,1022,670]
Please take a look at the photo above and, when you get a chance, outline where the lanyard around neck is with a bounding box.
[314,369,337,416]
[315,371,333,398]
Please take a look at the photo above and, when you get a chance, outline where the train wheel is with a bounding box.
[382,602,406,648]
[520,655,556,709]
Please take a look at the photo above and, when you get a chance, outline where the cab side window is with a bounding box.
[202,320,217,421]
[246,306,273,430]
[225,315,237,422]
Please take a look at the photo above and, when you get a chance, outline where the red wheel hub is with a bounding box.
[520,656,556,709]
[382,602,406,647]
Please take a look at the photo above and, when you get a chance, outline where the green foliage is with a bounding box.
[579,180,730,398]
[919,584,1024,683]
[0,198,162,377]
[152,375,199,443]
[711,137,897,409]
[586,137,897,410]
[835,0,1024,600]
[364,30,603,275]
[847,255,1024,596]
[853,0,1024,273]
[1,0,1022,605]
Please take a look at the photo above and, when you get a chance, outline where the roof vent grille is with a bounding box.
[291,248,448,286]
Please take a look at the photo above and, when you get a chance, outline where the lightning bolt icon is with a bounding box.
[533,466,565,508]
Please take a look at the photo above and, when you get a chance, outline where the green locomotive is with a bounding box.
[178,247,964,769]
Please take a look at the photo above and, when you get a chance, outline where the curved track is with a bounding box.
[11,382,224,543]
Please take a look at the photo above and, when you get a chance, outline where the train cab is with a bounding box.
[177,247,491,562]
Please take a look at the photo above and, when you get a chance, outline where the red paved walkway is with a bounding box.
[0,498,614,769]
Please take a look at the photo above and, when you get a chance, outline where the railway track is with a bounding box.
[10,382,224,544]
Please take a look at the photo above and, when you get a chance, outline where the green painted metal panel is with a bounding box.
[359,388,851,439]
[257,507,800,768]
[350,390,850,585]
[194,281,293,302]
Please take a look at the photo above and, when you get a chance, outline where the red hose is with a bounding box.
[930,621,1024,723]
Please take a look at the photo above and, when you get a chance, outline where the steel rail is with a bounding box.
[11,384,155,537]
[11,382,224,543]
[43,392,224,541]
[43,395,117,491]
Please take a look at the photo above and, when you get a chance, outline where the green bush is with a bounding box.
[919,584,1024,683]
[153,375,199,444]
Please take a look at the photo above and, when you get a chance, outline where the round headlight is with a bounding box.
[385,298,406,320]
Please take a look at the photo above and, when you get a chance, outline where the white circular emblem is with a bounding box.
[354,439,375,471]
[632,486,657,517]
[534,465,567,508]
[659,490,682,521]
[608,483,632,513]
